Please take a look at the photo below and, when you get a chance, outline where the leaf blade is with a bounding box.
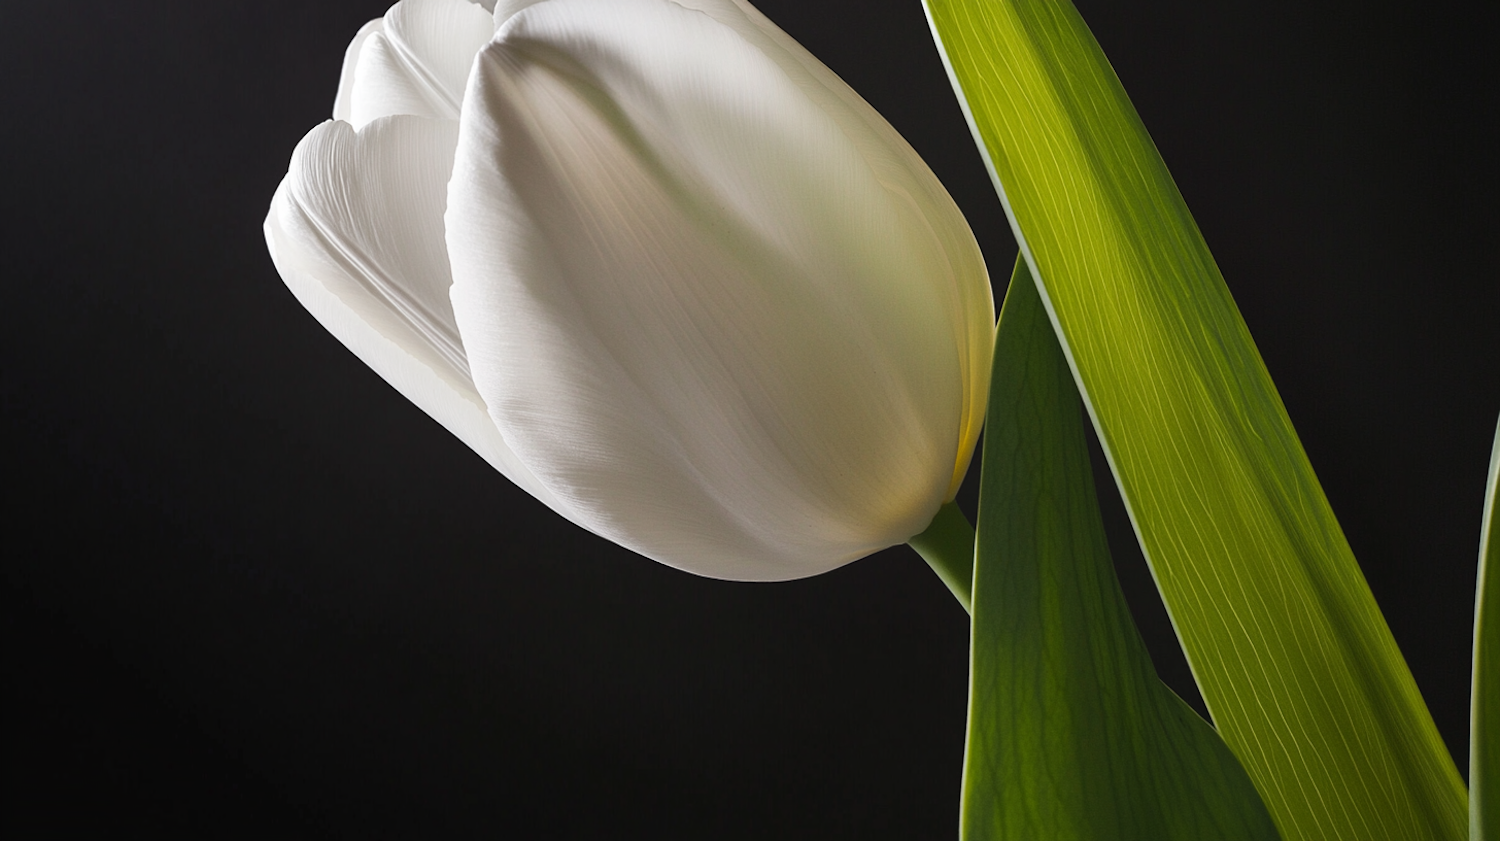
[923,1,1468,838]
[963,258,1279,841]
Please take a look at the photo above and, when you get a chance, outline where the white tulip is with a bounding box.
[264,0,993,581]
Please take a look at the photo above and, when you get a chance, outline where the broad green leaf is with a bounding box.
[920,1,1468,838]
[963,258,1279,841]
[1472,416,1500,841]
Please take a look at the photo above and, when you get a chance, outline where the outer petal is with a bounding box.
[448,0,989,579]
[264,115,580,525]
[338,0,496,129]
[670,0,995,500]
[491,0,993,501]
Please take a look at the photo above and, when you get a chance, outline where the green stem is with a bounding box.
[909,500,975,613]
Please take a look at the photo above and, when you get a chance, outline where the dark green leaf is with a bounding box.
[963,259,1278,840]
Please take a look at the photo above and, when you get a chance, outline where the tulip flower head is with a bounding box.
[265,0,993,580]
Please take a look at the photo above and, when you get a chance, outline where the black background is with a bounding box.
[4,0,1495,837]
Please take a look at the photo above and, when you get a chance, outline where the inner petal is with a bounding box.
[346,0,496,128]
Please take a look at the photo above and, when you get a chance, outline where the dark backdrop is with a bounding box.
[4,0,1495,837]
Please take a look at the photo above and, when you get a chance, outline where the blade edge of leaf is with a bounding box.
[1471,415,1500,841]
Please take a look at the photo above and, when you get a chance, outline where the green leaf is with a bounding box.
[1472,416,1500,841]
[920,1,1468,838]
[964,258,1279,841]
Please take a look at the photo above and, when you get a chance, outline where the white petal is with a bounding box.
[282,118,467,381]
[448,0,988,579]
[265,116,581,526]
[493,0,545,29]
[488,0,992,500]
[333,19,385,123]
[673,0,994,500]
[345,0,495,129]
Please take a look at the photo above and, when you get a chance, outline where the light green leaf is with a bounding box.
[1472,416,1500,841]
[920,1,1468,838]
[963,258,1279,840]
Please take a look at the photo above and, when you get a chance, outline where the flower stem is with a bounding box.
[909,500,975,613]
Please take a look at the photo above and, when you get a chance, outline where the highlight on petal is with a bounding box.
[447,0,991,579]
[264,115,581,525]
[336,0,496,129]
[332,18,385,124]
